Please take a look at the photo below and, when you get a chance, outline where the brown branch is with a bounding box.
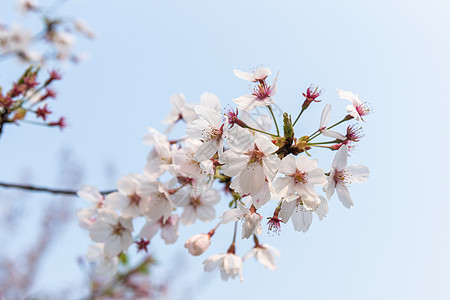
[0,182,115,196]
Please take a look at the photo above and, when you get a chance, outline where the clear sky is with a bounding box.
[1,0,450,299]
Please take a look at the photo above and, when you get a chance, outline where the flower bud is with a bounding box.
[184,233,211,256]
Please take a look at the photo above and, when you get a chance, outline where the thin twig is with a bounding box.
[0,182,115,196]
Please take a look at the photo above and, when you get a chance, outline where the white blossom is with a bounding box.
[203,253,243,281]
[221,203,262,239]
[86,243,118,278]
[89,209,133,257]
[138,181,175,222]
[324,145,370,208]
[143,128,178,178]
[140,214,180,244]
[337,89,371,122]
[104,174,150,218]
[319,104,346,140]
[279,195,313,233]
[173,139,214,180]
[77,185,105,230]
[233,67,271,82]
[243,244,280,271]
[185,97,227,162]
[220,126,279,197]
[172,184,220,225]
[163,93,197,125]
[273,154,327,211]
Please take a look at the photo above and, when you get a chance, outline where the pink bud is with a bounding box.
[184,234,211,256]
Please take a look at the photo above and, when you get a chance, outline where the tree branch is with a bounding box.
[0,182,115,196]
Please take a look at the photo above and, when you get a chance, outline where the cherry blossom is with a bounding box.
[337,89,371,122]
[140,214,180,244]
[104,174,150,218]
[142,128,178,178]
[203,253,243,281]
[233,67,271,82]
[324,145,370,208]
[273,154,327,211]
[163,93,197,125]
[278,195,313,233]
[221,203,263,239]
[220,126,280,197]
[185,99,227,162]
[319,104,346,140]
[173,138,214,180]
[172,184,220,225]
[89,209,134,257]
[243,243,280,271]
[77,185,105,229]
[233,68,279,111]
[73,66,372,282]
[86,243,119,278]
[138,180,175,222]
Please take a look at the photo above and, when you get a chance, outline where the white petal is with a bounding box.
[325,176,336,200]
[203,254,224,272]
[161,219,179,244]
[278,199,296,222]
[233,94,259,111]
[233,69,256,82]
[194,140,220,162]
[333,145,348,170]
[239,163,265,195]
[336,183,353,208]
[253,67,271,80]
[255,247,277,271]
[116,176,137,195]
[220,208,243,224]
[322,129,346,140]
[89,222,111,242]
[140,219,160,240]
[315,195,329,221]
[346,164,370,183]
[346,105,362,122]
[337,89,358,105]
[196,205,216,222]
[291,207,313,232]
[104,192,129,210]
[319,104,331,129]
[181,206,197,225]
[200,92,221,112]
[278,154,297,175]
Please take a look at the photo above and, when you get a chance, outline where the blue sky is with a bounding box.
[1,0,450,299]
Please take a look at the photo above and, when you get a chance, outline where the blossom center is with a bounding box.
[247,147,264,164]
[191,196,202,207]
[112,222,126,236]
[292,170,307,184]
[334,170,350,185]
[356,102,371,117]
[252,82,271,101]
[128,193,141,206]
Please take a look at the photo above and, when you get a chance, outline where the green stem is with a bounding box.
[241,124,278,138]
[307,140,339,145]
[309,144,332,149]
[19,119,47,126]
[327,118,347,130]
[292,108,305,127]
[307,117,348,142]
[267,105,280,136]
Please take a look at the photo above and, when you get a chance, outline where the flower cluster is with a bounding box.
[0,0,93,64]
[78,66,371,281]
[0,67,64,135]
